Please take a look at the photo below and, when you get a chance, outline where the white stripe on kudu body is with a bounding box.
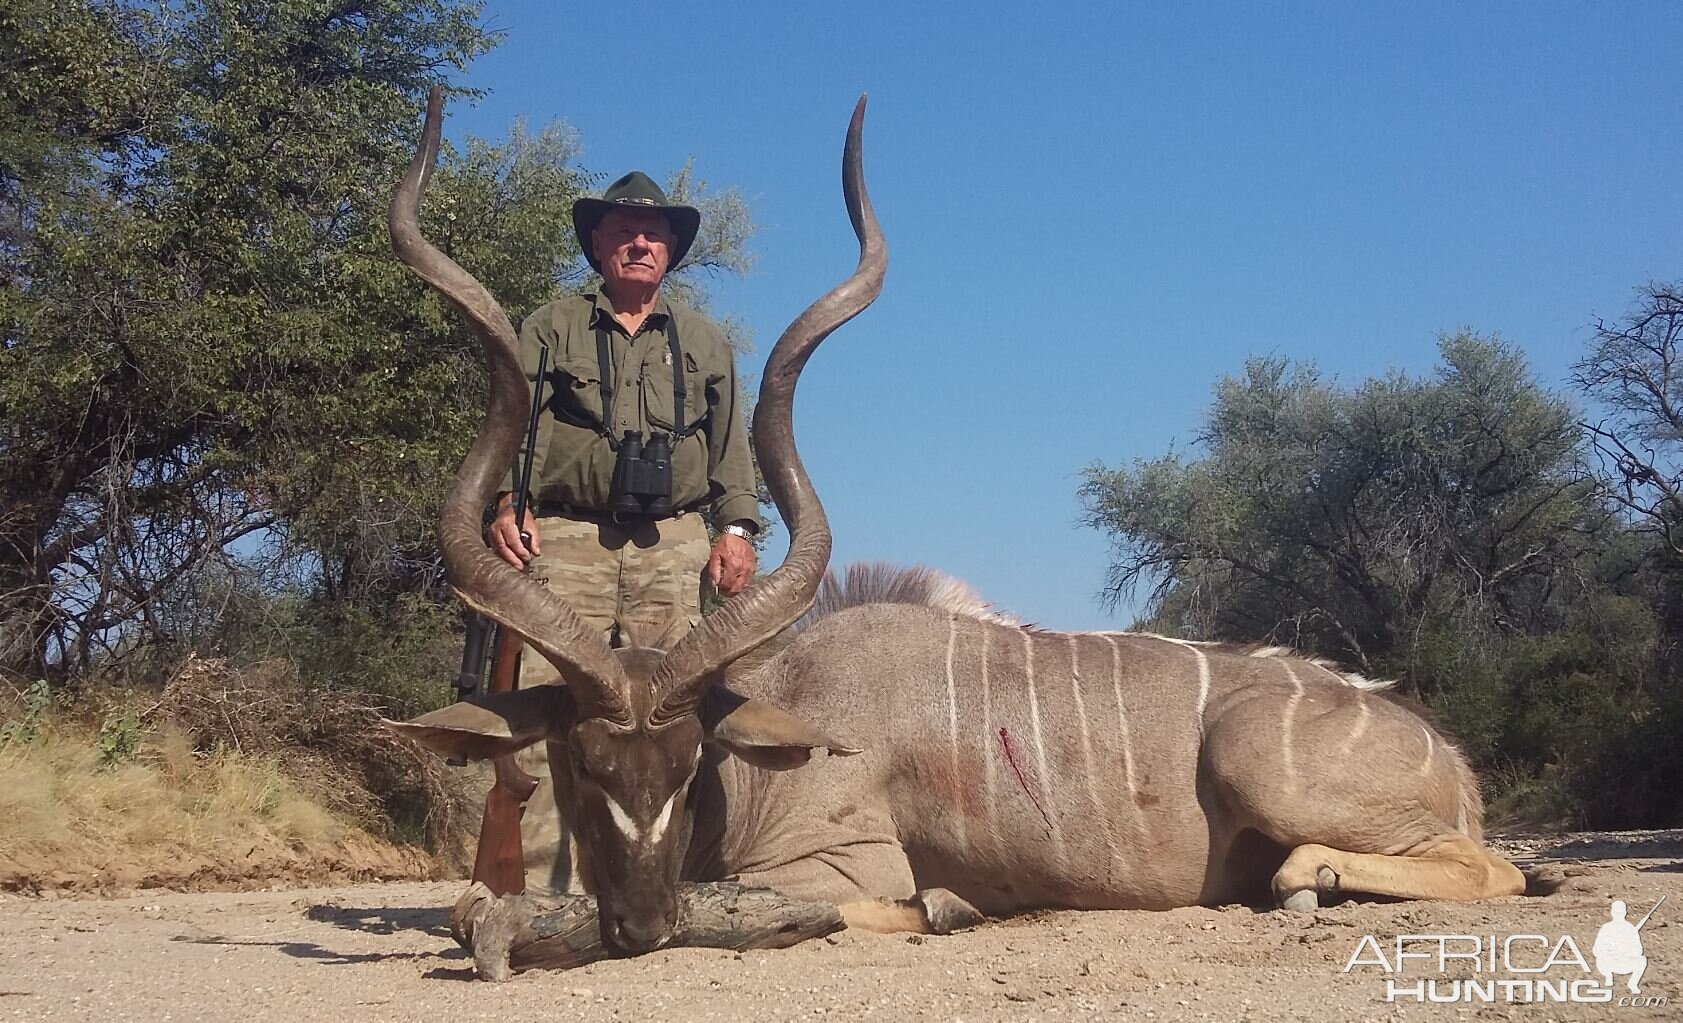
[1099,635,1140,801]
[1067,635,1121,871]
[1157,636,1213,732]
[1021,631,1068,863]
[979,624,1001,848]
[1016,632,1070,861]
[1278,659,1304,781]
[944,616,968,847]
[1340,697,1372,757]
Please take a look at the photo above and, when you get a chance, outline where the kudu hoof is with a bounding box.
[1277,863,1341,912]
[913,888,986,934]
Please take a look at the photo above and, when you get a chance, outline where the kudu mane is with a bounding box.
[794,562,1019,632]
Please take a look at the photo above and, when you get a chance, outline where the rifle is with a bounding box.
[453,611,493,699]
[470,345,549,896]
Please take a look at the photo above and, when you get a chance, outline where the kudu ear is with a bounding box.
[382,686,575,762]
[699,685,862,771]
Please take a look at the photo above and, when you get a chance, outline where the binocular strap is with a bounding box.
[594,317,694,448]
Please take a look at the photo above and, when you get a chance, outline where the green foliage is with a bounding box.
[1083,334,1597,674]
[0,1,760,857]
[95,706,140,767]
[287,592,462,720]
[1,0,758,686]
[1084,333,1683,826]
[0,679,52,745]
[1,0,502,674]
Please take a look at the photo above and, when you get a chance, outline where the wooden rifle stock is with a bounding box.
[468,344,550,896]
[469,343,550,896]
[471,623,541,895]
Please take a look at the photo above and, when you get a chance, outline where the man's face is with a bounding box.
[594,209,674,292]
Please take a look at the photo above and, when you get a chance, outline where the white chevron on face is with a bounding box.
[603,789,678,846]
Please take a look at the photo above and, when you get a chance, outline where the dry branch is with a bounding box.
[450,881,845,981]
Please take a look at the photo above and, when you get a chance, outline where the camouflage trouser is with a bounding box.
[511,511,712,894]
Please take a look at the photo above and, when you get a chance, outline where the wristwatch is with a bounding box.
[722,522,756,541]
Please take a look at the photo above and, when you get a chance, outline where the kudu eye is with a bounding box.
[572,748,598,783]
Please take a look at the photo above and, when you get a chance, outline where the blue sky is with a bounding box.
[443,1,1682,630]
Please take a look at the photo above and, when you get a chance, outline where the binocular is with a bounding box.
[608,430,674,518]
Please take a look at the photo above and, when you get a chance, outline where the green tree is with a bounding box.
[0,0,761,682]
[1,0,498,677]
[1081,334,1599,678]
[1081,334,1683,825]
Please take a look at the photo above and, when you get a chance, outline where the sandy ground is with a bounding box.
[1,832,1678,1023]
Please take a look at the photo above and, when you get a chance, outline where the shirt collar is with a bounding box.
[588,289,671,334]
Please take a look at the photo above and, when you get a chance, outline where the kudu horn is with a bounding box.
[389,86,632,723]
[650,96,887,723]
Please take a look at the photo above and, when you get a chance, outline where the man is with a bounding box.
[488,171,761,646]
[484,171,762,893]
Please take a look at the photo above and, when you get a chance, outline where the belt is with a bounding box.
[537,502,705,525]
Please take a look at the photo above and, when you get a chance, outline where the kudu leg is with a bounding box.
[1272,834,1527,910]
[840,888,985,935]
[1203,684,1525,910]
[732,820,984,935]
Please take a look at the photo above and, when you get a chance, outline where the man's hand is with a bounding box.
[488,493,542,569]
[707,531,756,597]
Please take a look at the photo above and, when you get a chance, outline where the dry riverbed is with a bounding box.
[1,832,1678,1022]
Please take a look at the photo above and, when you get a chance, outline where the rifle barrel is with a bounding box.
[1635,895,1667,930]
[454,611,493,696]
[513,345,549,544]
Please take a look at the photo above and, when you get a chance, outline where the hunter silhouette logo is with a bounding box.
[1595,897,1664,994]
[1343,896,1667,1007]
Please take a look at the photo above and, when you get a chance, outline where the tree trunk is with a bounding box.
[450,881,845,981]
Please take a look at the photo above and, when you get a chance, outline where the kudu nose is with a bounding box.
[607,915,670,954]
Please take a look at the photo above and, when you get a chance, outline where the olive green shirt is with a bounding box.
[500,290,762,531]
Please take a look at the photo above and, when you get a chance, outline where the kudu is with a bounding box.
[391,93,1527,948]
[387,88,880,952]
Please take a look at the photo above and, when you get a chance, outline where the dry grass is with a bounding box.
[0,723,341,885]
[0,658,478,891]
[148,655,473,849]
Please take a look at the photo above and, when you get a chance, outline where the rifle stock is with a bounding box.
[468,344,550,896]
[467,343,551,896]
[472,624,540,895]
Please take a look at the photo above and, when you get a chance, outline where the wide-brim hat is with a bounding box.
[573,171,701,274]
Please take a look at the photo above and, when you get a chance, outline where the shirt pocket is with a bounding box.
[546,353,607,429]
[642,349,709,434]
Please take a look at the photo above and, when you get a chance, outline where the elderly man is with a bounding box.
[488,171,761,645]
[485,172,762,893]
